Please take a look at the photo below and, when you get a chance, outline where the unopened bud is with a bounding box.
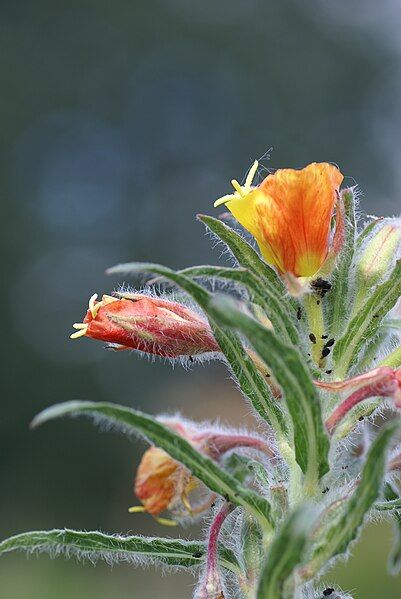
[70,292,219,358]
[357,221,401,292]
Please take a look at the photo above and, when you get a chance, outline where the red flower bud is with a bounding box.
[70,293,219,358]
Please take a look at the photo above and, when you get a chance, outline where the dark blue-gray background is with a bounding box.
[1,1,401,597]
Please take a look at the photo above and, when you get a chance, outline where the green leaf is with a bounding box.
[197,214,284,295]
[107,261,288,437]
[208,295,329,482]
[257,505,315,599]
[333,260,401,377]
[302,420,400,580]
[329,188,357,338]
[32,401,274,530]
[178,265,299,346]
[0,529,239,573]
[383,484,401,575]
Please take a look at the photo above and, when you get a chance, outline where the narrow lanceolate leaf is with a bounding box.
[178,265,299,346]
[32,401,274,530]
[329,188,357,337]
[107,262,287,437]
[0,529,239,573]
[382,484,401,575]
[333,260,401,377]
[197,214,284,297]
[209,296,329,480]
[302,421,400,580]
[257,506,315,599]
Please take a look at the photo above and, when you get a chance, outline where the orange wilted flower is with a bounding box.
[132,447,195,518]
[214,161,344,277]
[70,293,219,358]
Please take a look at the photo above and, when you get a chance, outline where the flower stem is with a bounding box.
[304,294,326,368]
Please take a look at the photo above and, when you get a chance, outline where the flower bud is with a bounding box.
[70,292,219,358]
[356,221,401,291]
[133,447,194,516]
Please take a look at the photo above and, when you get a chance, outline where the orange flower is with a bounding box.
[133,447,193,516]
[214,161,344,277]
[70,293,219,357]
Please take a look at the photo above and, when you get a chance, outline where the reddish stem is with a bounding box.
[325,377,398,434]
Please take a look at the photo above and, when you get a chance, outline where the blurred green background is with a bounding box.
[1,1,401,597]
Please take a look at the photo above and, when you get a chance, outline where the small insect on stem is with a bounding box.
[310,277,332,298]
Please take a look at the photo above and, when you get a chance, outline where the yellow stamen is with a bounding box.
[128,505,146,513]
[70,325,88,339]
[89,293,101,318]
[231,179,244,196]
[213,193,237,208]
[213,160,258,208]
[154,517,178,527]
[128,505,177,526]
[73,323,88,329]
[245,159,259,188]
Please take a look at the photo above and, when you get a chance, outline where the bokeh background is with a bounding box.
[2,1,401,597]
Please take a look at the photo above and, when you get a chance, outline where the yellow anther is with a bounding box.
[213,193,237,208]
[73,323,87,329]
[181,492,194,516]
[154,517,178,527]
[213,161,258,208]
[245,160,259,188]
[128,506,146,513]
[89,293,102,318]
[70,325,88,339]
[231,179,244,196]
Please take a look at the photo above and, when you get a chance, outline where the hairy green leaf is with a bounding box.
[257,505,315,599]
[383,484,401,576]
[302,420,400,580]
[0,529,239,572]
[32,401,274,530]
[333,260,401,377]
[107,261,287,436]
[208,295,329,481]
[197,214,284,295]
[178,265,299,346]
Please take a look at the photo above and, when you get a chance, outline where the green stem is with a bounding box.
[304,294,326,368]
